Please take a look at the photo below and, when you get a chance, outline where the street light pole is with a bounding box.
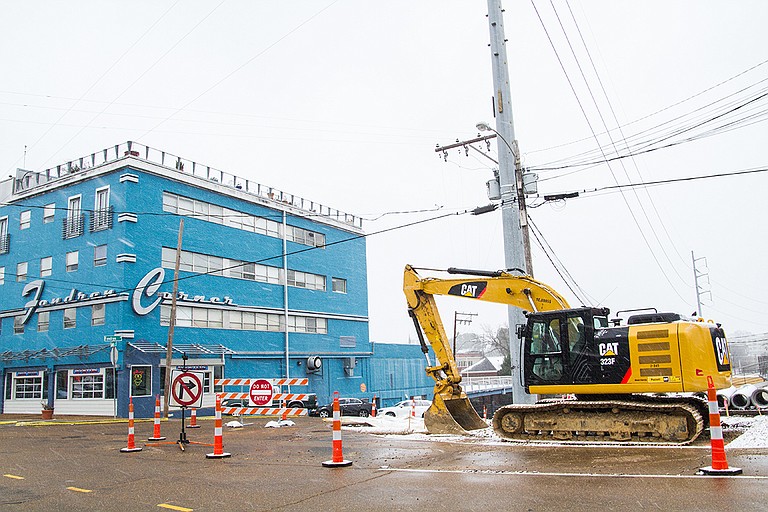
[483,0,535,405]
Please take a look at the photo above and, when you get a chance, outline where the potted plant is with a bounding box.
[41,402,54,420]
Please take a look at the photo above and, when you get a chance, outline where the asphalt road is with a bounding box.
[2,414,767,511]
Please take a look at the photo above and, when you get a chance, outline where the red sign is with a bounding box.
[170,370,204,408]
[249,379,273,406]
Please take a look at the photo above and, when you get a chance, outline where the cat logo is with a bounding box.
[447,281,488,299]
[714,336,730,366]
[598,342,619,357]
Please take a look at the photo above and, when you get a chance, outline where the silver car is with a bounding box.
[378,399,431,419]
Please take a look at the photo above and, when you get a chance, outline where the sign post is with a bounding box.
[169,356,203,447]
[105,335,122,419]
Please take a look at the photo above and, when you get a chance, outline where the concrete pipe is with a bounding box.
[730,384,757,409]
[716,386,737,408]
[751,386,768,409]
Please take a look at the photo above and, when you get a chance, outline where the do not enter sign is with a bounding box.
[249,379,274,406]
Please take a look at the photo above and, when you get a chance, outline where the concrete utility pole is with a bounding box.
[485,0,534,404]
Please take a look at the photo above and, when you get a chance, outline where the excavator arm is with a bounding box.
[403,264,570,434]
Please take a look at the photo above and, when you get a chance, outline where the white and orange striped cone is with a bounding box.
[699,376,742,475]
[148,395,166,441]
[187,408,201,429]
[120,397,143,453]
[322,393,352,468]
[483,405,487,420]
[371,395,377,418]
[411,397,416,419]
[206,395,231,459]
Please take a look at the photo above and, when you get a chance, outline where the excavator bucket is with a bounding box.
[424,393,488,435]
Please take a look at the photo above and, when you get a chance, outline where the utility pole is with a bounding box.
[485,0,534,404]
[691,251,711,317]
[452,311,479,360]
[163,218,184,418]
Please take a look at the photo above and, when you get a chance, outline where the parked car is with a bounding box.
[378,399,432,419]
[309,397,373,418]
[220,394,317,414]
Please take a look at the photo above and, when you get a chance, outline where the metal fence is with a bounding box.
[12,141,363,229]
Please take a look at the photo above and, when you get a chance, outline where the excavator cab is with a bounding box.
[522,307,610,390]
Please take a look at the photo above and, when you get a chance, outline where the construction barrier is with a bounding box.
[215,378,308,387]
[218,392,312,402]
[220,407,308,416]
[188,408,200,428]
[206,395,231,459]
[699,376,742,476]
[322,393,352,468]
[148,395,166,441]
[120,397,143,453]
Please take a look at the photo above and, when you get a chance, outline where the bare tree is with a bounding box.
[479,324,511,375]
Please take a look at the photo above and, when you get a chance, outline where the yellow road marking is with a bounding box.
[66,486,93,493]
[157,504,194,511]
[3,474,25,480]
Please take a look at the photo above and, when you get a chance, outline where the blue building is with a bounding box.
[0,142,431,417]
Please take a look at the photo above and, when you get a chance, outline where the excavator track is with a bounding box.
[492,398,705,445]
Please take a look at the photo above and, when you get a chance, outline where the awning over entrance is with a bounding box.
[128,341,236,357]
[1,343,110,362]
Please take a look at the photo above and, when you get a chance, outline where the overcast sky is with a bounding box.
[2,1,767,344]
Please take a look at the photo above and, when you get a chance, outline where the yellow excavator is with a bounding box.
[404,265,733,444]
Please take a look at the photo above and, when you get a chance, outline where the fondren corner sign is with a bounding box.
[17,268,235,325]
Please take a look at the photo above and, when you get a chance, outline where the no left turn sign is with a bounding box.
[170,370,204,408]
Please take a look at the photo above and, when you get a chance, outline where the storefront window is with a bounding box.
[105,368,115,399]
[71,371,104,399]
[11,371,45,399]
[130,366,151,397]
[56,370,68,399]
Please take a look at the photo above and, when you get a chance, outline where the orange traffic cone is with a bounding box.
[322,393,352,467]
[483,405,487,420]
[281,409,288,421]
[699,376,742,475]
[188,408,201,429]
[371,395,377,418]
[120,397,143,453]
[206,395,231,459]
[148,395,166,441]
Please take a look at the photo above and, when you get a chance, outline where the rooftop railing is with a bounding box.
[12,141,363,229]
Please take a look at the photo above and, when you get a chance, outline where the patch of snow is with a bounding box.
[265,419,296,428]
[725,415,768,449]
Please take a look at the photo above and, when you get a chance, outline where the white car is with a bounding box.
[378,399,431,419]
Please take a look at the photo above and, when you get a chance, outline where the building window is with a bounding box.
[94,245,107,267]
[16,262,28,282]
[71,372,104,399]
[40,256,52,277]
[0,266,4,285]
[64,195,83,238]
[285,225,326,248]
[14,315,24,334]
[332,277,347,293]
[287,270,327,291]
[91,304,105,326]
[130,366,151,397]
[287,316,328,334]
[13,373,44,399]
[0,217,9,255]
[44,203,56,223]
[66,251,78,272]
[162,247,281,285]
[20,210,31,230]
[91,187,112,232]
[38,311,49,332]
[63,307,76,329]
[162,192,284,240]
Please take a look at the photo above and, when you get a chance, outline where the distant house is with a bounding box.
[461,356,504,378]
[455,351,485,373]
